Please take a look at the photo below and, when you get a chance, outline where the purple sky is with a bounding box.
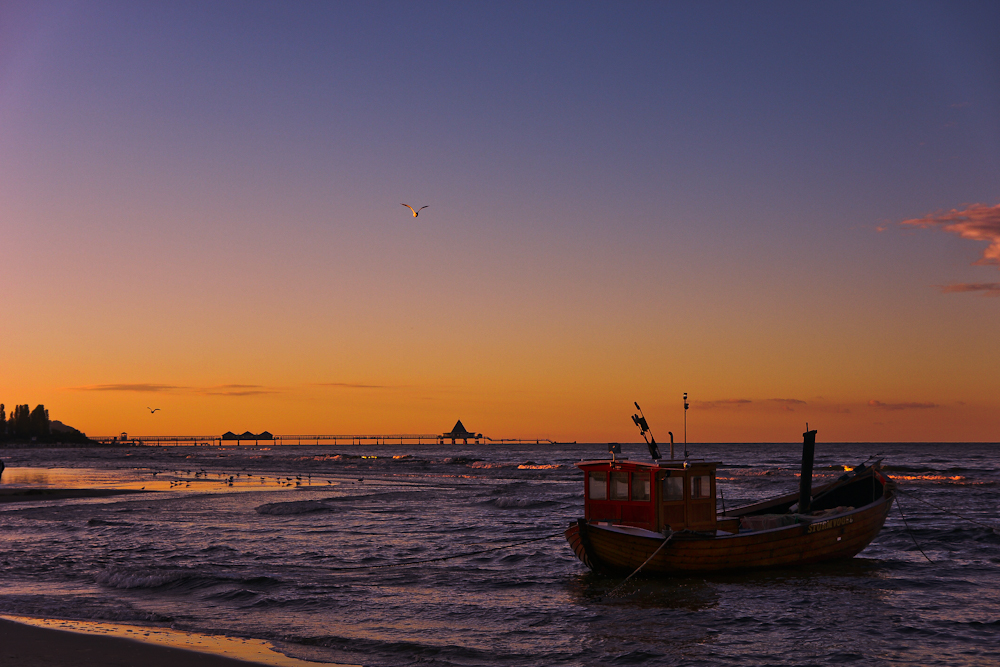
[2,1,998,440]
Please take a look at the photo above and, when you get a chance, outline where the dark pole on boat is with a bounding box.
[632,402,661,461]
[668,431,674,461]
[799,425,817,514]
[683,393,689,458]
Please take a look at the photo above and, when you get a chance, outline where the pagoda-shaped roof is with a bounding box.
[443,420,480,437]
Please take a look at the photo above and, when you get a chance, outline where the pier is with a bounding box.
[90,433,564,446]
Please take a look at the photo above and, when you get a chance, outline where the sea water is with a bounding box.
[0,442,997,666]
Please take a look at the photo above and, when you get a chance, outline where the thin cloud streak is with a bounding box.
[696,399,752,409]
[696,398,811,412]
[901,203,1000,268]
[71,384,186,392]
[768,398,807,412]
[200,385,280,397]
[202,390,278,396]
[868,400,939,411]
[70,383,280,397]
[316,382,391,389]
[938,283,1000,297]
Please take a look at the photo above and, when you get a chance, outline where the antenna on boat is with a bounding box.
[683,392,689,458]
[632,402,661,461]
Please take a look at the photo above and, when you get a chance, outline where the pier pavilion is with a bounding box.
[439,420,482,444]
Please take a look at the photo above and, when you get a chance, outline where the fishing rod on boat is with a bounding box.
[632,402,661,461]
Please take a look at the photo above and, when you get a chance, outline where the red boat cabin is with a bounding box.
[576,458,720,533]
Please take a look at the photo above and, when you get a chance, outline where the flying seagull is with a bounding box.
[401,204,428,217]
[147,407,160,414]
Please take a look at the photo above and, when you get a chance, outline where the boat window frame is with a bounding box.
[630,471,651,501]
[662,474,684,502]
[588,471,607,500]
[610,471,630,500]
[690,474,712,499]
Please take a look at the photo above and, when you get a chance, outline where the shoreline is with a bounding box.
[0,617,352,667]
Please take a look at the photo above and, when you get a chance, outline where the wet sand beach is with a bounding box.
[0,488,148,503]
[0,617,344,667]
[0,618,271,667]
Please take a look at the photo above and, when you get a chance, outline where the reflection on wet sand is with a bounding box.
[1,616,355,667]
[0,487,146,503]
[0,466,349,500]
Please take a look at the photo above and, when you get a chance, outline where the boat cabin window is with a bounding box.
[691,475,711,499]
[630,472,650,501]
[588,472,607,500]
[610,471,629,500]
[663,475,684,501]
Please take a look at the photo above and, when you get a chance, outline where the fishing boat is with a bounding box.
[565,419,895,575]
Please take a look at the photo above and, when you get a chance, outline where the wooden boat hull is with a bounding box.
[566,472,894,575]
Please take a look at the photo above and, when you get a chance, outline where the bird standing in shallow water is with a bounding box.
[401,204,428,217]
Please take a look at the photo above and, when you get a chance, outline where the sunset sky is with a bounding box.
[2,1,998,442]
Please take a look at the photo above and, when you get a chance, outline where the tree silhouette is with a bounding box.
[12,405,30,438]
[0,402,89,444]
[29,405,50,437]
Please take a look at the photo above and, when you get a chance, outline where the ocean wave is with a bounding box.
[0,594,175,624]
[200,544,238,554]
[275,630,515,667]
[443,457,482,465]
[255,500,334,515]
[86,519,134,527]
[204,588,262,602]
[95,568,283,592]
[881,464,971,474]
[891,474,987,484]
[95,569,188,590]
[489,496,559,509]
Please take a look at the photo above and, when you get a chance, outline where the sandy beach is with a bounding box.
[0,618,275,667]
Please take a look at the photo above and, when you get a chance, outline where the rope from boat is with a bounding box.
[324,532,565,571]
[602,531,674,599]
[895,487,1000,533]
[895,494,933,563]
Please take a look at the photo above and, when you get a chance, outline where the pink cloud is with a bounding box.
[901,203,1000,269]
[868,400,938,411]
[938,283,1000,297]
